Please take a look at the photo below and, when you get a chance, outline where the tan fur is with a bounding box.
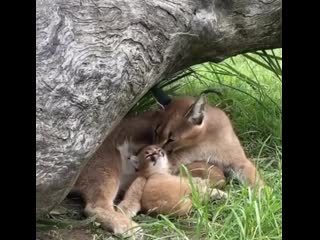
[74,95,263,234]
[184,161,226,189]
[73,111,158,234]
[154,96,264,187]
[117,146,227,218]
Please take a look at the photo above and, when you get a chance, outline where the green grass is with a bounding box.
[36,49,282,240]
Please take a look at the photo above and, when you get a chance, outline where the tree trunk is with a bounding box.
[36,0,281,217]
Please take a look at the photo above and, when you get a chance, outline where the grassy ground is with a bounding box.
[36,49,282,240]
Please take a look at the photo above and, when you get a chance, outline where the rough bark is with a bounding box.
[36,0,281,217]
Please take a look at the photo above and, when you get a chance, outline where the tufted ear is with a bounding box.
[151,87,171,110]
[129,155,140,171]
[155,100,165,110]
[184,95,206,125]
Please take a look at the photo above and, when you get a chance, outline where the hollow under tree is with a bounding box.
[36,0,281,217]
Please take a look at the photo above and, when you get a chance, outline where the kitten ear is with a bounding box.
[129,156,140,170]
[185,95,206,125]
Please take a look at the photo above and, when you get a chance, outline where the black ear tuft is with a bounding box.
[151,87,171,109]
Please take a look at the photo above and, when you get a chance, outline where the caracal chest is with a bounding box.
[117,141,138,191]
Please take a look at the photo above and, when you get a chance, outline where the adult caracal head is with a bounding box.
[153,95,264,188]
[154,96,207,154]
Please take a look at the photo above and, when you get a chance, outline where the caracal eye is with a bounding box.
[166,132,175,144]
[154,125,160,135]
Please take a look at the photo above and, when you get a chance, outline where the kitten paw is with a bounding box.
[209,188,228,200]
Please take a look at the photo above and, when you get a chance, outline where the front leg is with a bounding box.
[192,177,228,200]
[117,176,147,218]
[231,159,265,188]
